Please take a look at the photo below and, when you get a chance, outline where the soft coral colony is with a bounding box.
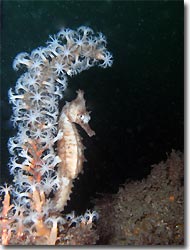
[0,26,113,245]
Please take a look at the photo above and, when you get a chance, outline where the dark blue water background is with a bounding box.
[1,1,183,213]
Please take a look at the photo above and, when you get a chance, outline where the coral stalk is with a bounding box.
[0,26,113,245]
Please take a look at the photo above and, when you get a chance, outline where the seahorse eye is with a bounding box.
[79,113,90,124]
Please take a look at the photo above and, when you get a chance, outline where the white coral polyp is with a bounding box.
[1,26,113,245]
[9,25,113,196]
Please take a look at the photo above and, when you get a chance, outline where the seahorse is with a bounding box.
[54,90,95,211]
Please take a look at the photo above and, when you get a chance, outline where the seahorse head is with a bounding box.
[63,89,95,137]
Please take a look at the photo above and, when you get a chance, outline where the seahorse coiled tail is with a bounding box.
[54,90,95,210]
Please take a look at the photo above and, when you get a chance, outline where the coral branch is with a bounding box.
[0,26,113,245]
